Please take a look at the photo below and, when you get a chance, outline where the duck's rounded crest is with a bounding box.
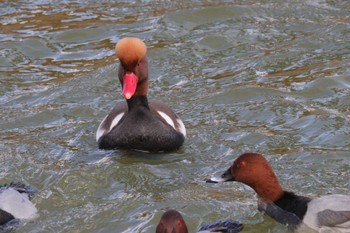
[115,37,147,66]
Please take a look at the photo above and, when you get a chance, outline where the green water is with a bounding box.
[0,1,349,232]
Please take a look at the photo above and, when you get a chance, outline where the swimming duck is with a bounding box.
[0,183,37,226]
[156,209,243,233]
[206,153,350,232]
[96,37,186,152]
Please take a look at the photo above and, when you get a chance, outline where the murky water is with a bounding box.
[1,0,349,232]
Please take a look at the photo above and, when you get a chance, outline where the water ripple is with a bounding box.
[1,1,349,233]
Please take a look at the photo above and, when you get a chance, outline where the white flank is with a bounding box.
[177,118,186,137]
[0,188,37,219]
[96,113,124,142]
[303,194,350,231]
[110,113,125,132]
[158,111,176,130]
[96,115,108,142]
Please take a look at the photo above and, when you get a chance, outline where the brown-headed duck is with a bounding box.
[207,153,350,232]
[156,209,243,233]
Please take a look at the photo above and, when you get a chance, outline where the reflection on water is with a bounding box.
[0,0,349,232]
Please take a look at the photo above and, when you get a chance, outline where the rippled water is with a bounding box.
[1,0,349,232]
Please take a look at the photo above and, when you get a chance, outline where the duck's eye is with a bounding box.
[236,161,245,168]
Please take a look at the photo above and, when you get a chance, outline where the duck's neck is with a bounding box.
[273,191,311,221]
[251,177,284,202]
[126,95,149,111]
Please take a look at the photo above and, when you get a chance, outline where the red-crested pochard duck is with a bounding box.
[96,37,186,152]
[0,183,37,226]
[156,209,243,233]
[207,153,350,232]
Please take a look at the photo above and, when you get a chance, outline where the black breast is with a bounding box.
[0,209,15,226]
[98,96,184,152]
[274,191,312,220]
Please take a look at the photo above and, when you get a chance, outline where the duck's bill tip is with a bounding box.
[206,178,218,183]
[206,168,235,183]
[124,92,132,99]
[206,176,227,183]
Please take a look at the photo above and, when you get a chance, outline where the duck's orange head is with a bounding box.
[115,37,148,99]
[115,37,147,71]
[156,210,188,233]
[207,153,284,202]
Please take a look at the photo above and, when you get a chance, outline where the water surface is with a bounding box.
[0,1,349,232]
